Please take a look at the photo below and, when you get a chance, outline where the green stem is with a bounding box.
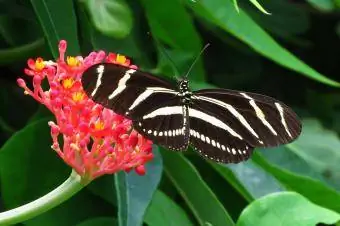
[0,170,86,225]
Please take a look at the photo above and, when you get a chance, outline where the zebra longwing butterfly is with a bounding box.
[81,62,301,163]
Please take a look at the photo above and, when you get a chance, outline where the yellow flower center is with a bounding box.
[94,120,105,131]
[116,54,126,64]
[72,91,85,102]
[62,78,75,89]
[67,56,81,67]
[35,57,45,71]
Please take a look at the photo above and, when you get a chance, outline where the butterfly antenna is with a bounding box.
[157,44,181,80]
[149,33,181,81]
[184,43,210,79]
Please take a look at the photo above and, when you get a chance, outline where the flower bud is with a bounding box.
[135,165,146,175]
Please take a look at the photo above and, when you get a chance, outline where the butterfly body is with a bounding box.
[177,80,193,105]
[81,63,301,163]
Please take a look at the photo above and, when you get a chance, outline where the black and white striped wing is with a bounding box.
[133,101,190,151]
[189,89,301,163]
[81,63,190,150]
[81,63,177,119]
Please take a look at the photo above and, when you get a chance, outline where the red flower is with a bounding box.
[17,40,153,181]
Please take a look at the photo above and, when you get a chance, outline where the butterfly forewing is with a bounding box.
[81,63,176,117]
[81,63,190,150]
[192,89,301,146]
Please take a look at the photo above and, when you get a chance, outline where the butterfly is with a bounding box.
[81,61,301,163]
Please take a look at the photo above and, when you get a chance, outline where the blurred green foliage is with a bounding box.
[1,0,340,225]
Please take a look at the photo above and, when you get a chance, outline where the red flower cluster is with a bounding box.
[17,40,153,181]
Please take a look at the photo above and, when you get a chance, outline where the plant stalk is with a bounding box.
[0,170,86,225]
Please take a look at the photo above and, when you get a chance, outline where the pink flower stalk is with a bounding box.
[17,40,154,181]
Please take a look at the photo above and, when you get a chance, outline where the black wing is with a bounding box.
[133,99,190,151]
[81,63,190,150]
[189,89,301,163]
[81,63,178,119]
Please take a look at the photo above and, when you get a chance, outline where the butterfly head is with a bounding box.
[178,79,192,104]
[179,79,190,93]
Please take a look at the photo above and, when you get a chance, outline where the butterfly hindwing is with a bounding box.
[133,99,190,151]
[188,102,254,163]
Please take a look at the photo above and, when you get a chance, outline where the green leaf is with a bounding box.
[306,0,335,11]
[248,0,270,14]
[335,0,340,8]
[30,0,80,58]
[141,0,205,82]
[0,15,43,46]
[115,147,163,226]
[260,146,332,188]
[245,0,309,39]
[187,156,248,220]
[0,38,45,65]
[237,192,340,226]
[77,217,117,226]
[0,119,114,225]
[84,0,133,38]
[252,152,340,213]
[288,119,340,175]
[210,163,253,202]
[161,149,235,226]
[261,119,340,190]
[144,190,193,226]
[187,0,340,87]
[0,1,35,22]
[226,160,284,198]
[232,0,239,12]
[27,106,53,124]
[90,28,151,68]
[77,1,152,68]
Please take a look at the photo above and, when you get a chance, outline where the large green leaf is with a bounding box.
[210,163,253,202]
[225,160,284,198]
[187,0,340,87]
[90,29,151,68]
[288,119,340,175]
[245,0,310,39]
[252,152,340,213]
[187,155,248,221]
[83,0,133,38]
[306,0,335,11]
[261,118,340,190]
[0,38,45,65]
[30,0,80,58]
[144,190,193,226]
[115,147,163,226]
[232,0,270,14]
[260,146,331,188]
[237,192,340,226]
[77,217,117,226]
[77,1,152,68]
[0,14,43,46]
[141,0,205,81]
[0,7,45,63]
[0,119,114,225]
[161,149,235,226]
